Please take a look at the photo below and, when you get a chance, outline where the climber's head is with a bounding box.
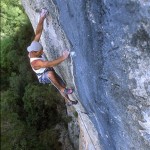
[27,41,43,52]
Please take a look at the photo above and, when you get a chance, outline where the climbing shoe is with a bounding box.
[64,88,73,95]
[66,100,78,106]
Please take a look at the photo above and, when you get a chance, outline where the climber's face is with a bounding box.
[39,49,44,55]
[32,49,43,57]
[36,49,43,56]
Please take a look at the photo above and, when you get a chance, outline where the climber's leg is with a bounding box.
[47,71,74,100]
[47,71,65,93]
[38,70,77,105]
[53,71,66,88]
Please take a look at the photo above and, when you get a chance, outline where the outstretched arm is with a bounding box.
[34,16,45,42]
[31,51,70,69]
[34,9,48,42]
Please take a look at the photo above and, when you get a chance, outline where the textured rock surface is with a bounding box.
[21,0,150,149]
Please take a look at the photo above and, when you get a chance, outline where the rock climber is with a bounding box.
[27,8,77,106]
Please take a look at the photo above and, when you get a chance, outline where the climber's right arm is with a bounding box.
[31,51,70,69]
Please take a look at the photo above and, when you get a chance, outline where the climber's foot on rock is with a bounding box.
[66,100,78,106]
[60,91,78,106]
[64,88,73,95]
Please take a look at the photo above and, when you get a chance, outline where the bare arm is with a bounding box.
[33,8,48,42]
[31,51,70,69]
[34,17,45,42]
[35,56,66,68]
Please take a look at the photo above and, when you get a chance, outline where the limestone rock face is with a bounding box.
[21,0,150,149]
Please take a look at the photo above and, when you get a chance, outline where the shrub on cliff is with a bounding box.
[1,0,65,149]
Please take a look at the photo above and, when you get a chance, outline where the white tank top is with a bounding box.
[30,56,46,78]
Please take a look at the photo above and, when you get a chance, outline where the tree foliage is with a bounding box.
[1,1,65,149]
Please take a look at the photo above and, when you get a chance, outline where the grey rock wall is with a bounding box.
[21,0,150,149]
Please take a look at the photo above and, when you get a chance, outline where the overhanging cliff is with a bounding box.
[21,0,150,149]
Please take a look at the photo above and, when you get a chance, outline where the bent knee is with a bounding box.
[47,71,54,79]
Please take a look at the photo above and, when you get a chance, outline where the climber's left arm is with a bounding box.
[34,16,45,42]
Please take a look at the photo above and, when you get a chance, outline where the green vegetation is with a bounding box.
[73,111,78,118]
[1,1,65,149]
